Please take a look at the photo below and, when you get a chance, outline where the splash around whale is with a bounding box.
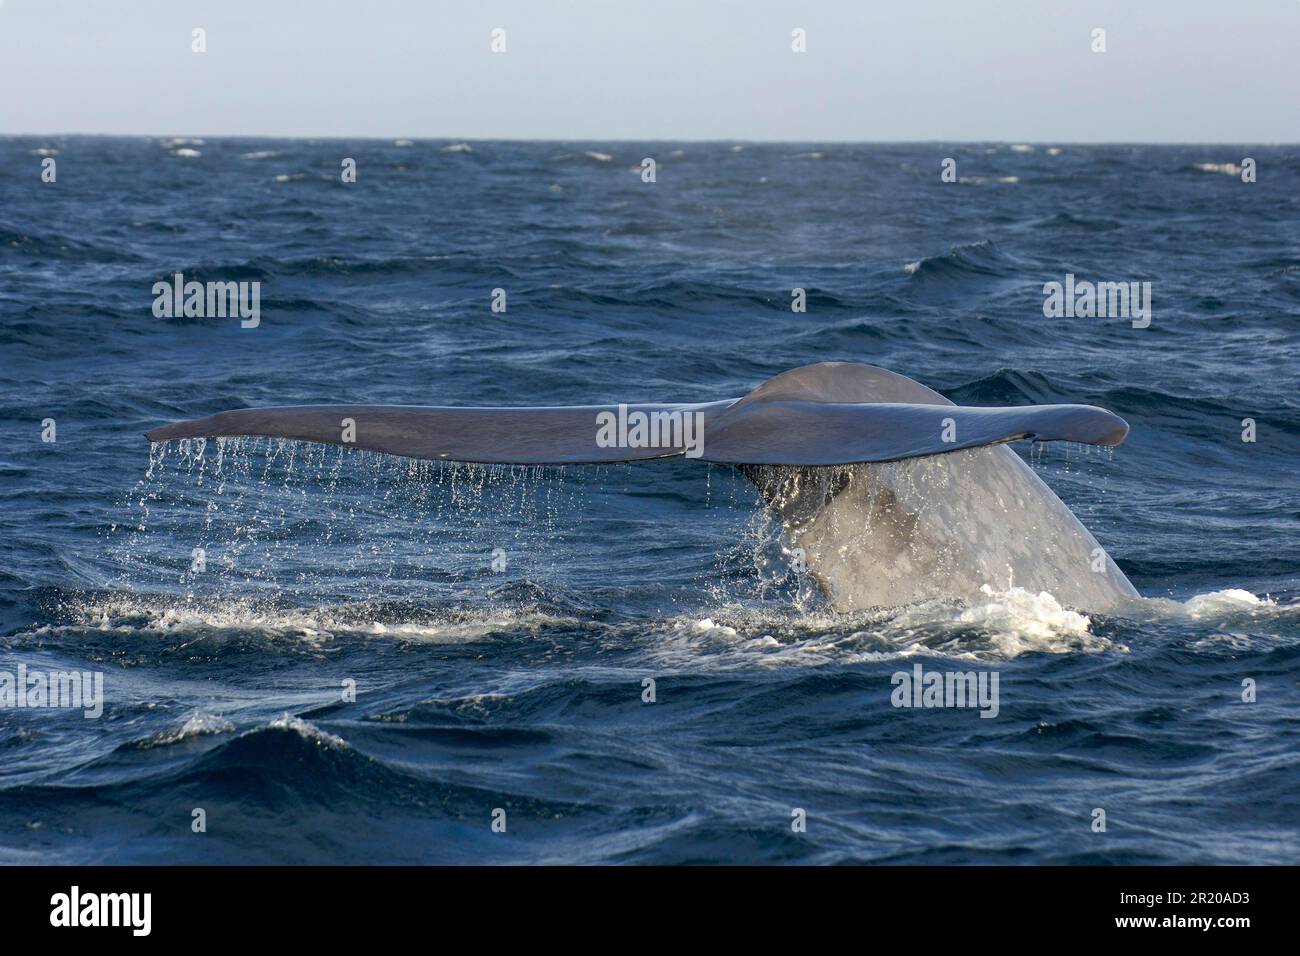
[145,362,1138,612]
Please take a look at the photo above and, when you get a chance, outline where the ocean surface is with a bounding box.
[1,138,1297,865]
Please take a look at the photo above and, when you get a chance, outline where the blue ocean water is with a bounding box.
[1,138,1297,864]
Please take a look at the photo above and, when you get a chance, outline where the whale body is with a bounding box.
[145,362,1138,612]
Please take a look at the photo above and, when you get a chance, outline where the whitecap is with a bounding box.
[139,711,235,748]
[267,714,347,748]
[1193,162,1242,176]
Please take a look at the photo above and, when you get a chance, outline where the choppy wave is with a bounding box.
[126,711,236,749]
[2,138,1297,864]
[901,239,1028,286]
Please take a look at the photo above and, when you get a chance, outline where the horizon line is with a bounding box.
[3,133,1296,147]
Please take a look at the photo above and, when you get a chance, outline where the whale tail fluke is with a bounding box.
[144,362,1137,611]
[145,362,1128,466]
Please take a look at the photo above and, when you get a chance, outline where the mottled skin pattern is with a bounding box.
[747,449,1138,612]
[739,364,1137,612]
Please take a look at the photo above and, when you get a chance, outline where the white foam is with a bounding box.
[585,587,1285,669]
[1110,589,1297,653]
[648,582,1119,669]
[1193,162,1242,176]
[1184,588,1274,616]
[953,584,1100,657]
[141,711,235,748]
[1132,588,1282,620]
[27,595,577,647]
[676,617,738,636]
[267,714,347,748]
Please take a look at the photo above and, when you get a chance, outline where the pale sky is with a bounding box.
[1,0,1296,142]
